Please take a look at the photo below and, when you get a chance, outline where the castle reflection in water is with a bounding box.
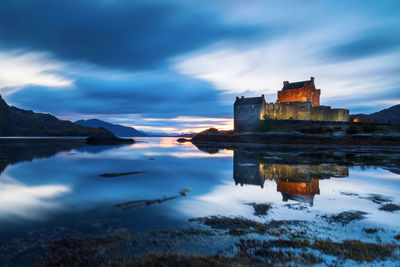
[233,151,349,205]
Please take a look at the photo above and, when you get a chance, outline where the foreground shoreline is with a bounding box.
[1,137,399,265]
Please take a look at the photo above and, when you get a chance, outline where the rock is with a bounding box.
[177,138,190,143]
[85,136,135,145]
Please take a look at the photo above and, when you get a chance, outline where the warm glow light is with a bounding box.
[127,117,233,134]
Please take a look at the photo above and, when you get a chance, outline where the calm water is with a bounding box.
[0,137,400,261]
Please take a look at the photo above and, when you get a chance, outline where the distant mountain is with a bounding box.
[0,95,114,137]
[351,105,400,124]
[75,119,147,137]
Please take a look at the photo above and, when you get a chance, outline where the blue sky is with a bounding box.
[0,0,399,133]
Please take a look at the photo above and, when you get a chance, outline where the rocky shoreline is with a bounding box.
[187,128,400,147]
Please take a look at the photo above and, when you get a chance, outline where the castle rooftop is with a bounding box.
[282,77,315,90]
[234,95,265,105]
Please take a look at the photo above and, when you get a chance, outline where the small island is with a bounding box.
[185,77,400,147]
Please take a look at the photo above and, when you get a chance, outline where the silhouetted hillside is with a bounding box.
[0,95,114,137]
[75,119,147,137]
[351,105,400,124]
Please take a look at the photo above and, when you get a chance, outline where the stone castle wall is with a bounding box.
[263,102,349,122]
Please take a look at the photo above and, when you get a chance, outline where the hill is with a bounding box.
[351,105,400,124]
[75,119,147,137]
[0,95,113,137]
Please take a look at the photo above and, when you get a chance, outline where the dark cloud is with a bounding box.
[0,0,259,70]
[325,87,400,114]
[2,0,399,123]
[324,27,400,61]
[7,73,232,119]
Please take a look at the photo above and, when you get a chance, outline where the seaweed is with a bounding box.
[363,228,378,234]
[379,203,400,212]
[245,202,273,217]
[322,210,368,225]
[236,238,399,263]
[189,216,305,236]
[365,194,393,205]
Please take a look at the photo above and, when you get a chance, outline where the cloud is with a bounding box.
[7,71,233,120]
[325,26,400,61]
[0,0,259,70]
[173,12,400,111]
[2,0,400,130]
[0,50,72,95]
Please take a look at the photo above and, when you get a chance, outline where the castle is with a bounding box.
[234,77,349,132]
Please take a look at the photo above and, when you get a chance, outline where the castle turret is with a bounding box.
[234,95,266,132]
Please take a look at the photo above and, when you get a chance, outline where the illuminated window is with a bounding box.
[252,104,255,108]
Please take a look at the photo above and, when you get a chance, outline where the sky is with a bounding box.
[0,0,399,133]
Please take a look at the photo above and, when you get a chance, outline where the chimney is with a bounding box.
[236,96,239,100]
[310,76,315,82]
[241,96,244,99]
[283,81,289,86]
[261,94,264,98]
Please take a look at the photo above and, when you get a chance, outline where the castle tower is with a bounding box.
[277,76,321,106]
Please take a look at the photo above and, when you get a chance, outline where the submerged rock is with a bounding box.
[100,171,145,178]
[114,188,191,210]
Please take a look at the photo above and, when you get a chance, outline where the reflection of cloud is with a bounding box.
[0,175,70,220]
[177,180,287,219]
[143,150,233,158]
[176,167,400,226]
